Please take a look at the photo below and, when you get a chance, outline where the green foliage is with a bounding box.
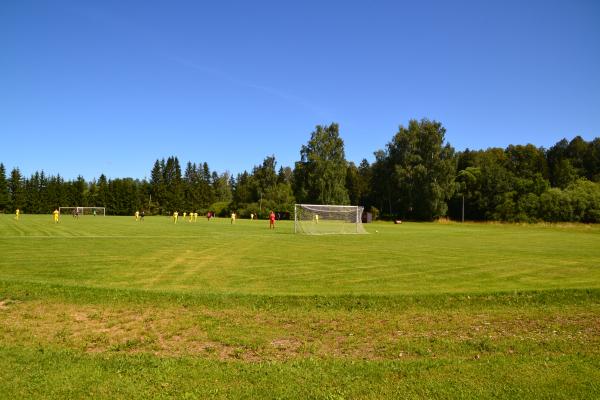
[2,126,600,222]
[232,156,295,216]
[8,167,25,211]
[565,179,600,222]
[210,201,230,217]
[505,144,548,179]
[450,138,600,222]
[0,164,10,212]
[183,161,214,213]
[150,158,216,215]
[150,160,167,214]
[539,188,573,222]
[376,119,456,220]
[294,123,350,205]
[212,171,232,203]
[345,161,371,206]
[547,136,600,187]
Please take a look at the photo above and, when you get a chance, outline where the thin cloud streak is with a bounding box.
[166,55,329,119]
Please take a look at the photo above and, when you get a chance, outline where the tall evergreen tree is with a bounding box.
[97,174,109,208]
[46,175,66,209]
[585,138,600,182]
[163,156,183,212]
[233,171,255,206]
[345,162,360,206]
[24,172,43,213]
[0,163,10,212]
[213,172,232,203]
[198,162,214,208]
[8,167,25,211]
[370,150,394,215]
[357,159,373,208]
[183,161,196,211]
[277,166,293,185]
[150,159,166,214]
[38,171,49,212]
[69,176,87,206]
[87,178,98,207]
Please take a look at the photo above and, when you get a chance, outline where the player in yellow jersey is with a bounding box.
[173,211,179,223]
[15,208,20,220]
[135,210,139,221]
[53,209,60,223]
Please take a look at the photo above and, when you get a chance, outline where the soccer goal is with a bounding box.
[294,204,366,234]
[59,207,106,216]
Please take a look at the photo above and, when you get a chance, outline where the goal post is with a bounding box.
[59,207,106,216]
[294,204,366,235]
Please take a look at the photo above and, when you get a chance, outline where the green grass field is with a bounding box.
[1,214,599,399]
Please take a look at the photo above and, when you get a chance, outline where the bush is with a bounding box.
[539,189,573,222]
[566,179,600,223]
[233,202,260,219]
[210,201,231,218]
[370,206,380,220]
[516,193,540,222]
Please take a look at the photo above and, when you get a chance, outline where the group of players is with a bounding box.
[13,208,277,229]
[12,208,61,223]
[169,209,277,228]
[169,211,199,223]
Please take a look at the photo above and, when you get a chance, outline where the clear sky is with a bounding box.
[1,0,599,180]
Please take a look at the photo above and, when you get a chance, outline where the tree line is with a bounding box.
[1,119,599,222]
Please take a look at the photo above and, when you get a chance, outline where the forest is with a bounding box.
[1,119,599,222]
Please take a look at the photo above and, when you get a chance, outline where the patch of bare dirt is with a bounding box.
[0,299,17,310]
[1,299,599,362]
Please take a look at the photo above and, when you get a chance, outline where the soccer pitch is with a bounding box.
[1,215,599,399]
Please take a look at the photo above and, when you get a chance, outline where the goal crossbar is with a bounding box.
[294,204,366,235]
[59,207,106,216]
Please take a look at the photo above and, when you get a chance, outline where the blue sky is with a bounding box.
[1,0,599,180]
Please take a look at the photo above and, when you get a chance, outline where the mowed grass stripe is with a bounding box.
[1,214,599,295]
[1,215,600,398]
[1,346,597,399]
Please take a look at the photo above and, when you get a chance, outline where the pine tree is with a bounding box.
[0,163,10,212]
[8,167,25,211]
[97,174,109,208]
[150,159,166,214]
[165,157,184,212]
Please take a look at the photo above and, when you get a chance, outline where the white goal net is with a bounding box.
[294,204,366,235]
[59,207,106,216]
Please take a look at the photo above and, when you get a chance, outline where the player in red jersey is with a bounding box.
[269,210,276,229]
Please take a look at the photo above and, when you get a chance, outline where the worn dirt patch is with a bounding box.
[0,299,599,362]
[0,299,17,310]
